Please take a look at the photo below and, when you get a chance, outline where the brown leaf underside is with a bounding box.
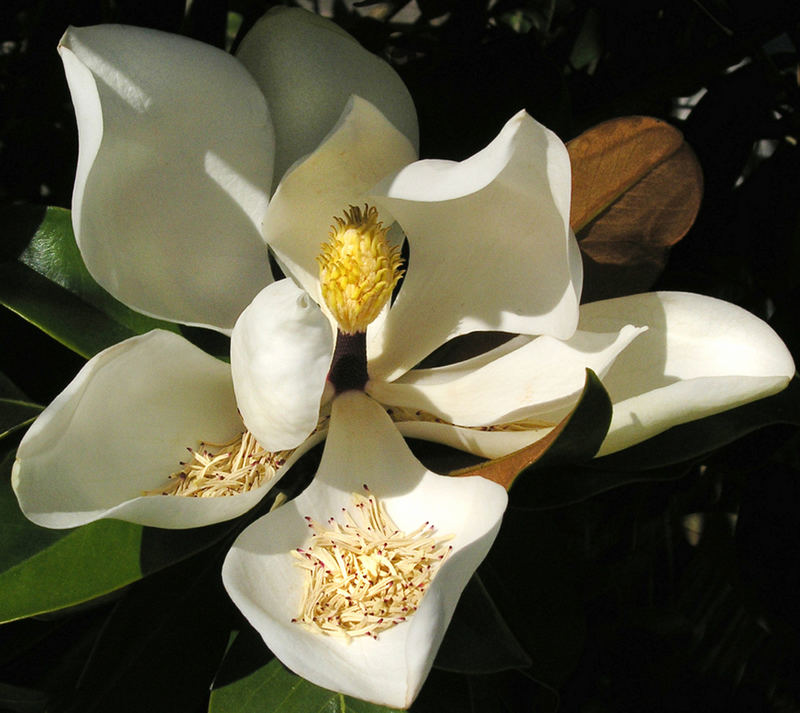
[568,115,686,231]
[568,116,703,301]
[449,410,571,491]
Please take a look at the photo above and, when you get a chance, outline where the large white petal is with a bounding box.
[367,110,581,380]
[368,325,644,427]
[60,25,274,331]
[236,7,418,185]
[580,292,797,455]
[263,96,416,300]
[222,391,507,708]
[11,331,307,529]
[396,420,554,459]
[231,279,334,451]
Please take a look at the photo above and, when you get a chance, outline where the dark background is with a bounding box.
[2,1,800,711]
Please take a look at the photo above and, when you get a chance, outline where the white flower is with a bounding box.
[227,104,795,462]
[12,4,794,535]
[12,8,417,529]
[223,390,507,709]
[9,6,796,708]
[218,89,794,707]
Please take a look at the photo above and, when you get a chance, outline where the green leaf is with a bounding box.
[479,508,586,686]
[67,552,231,713]
[0,204,177,358]
[512,459,694,509]
[0,452,234,623]
[434,574,531,674]
[0,372,41,441]
[0,370,31,402]
[210,627,403,713]
[0,262,138,358]
[0,681,48,713]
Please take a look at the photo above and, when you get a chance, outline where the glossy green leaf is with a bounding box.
[67,552,231,713]
[479,508,586,686]
[0,371,30,402]
[0,262,137,358]
[0,204,177,358]
[0,400,41,441]
[0,372,41,441]
[0,452,233,623]
[0,615,63,669]
[0,681,48,713]
[513,459,695,509]
[210,627,403,713]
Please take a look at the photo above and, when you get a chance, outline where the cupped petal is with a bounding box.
[231,279,334,451]
[581,292,797,455]
[263,96,416,299]
[60,24,275,331]
[222,391,507,708]
[12,331,307,529]
[367,110,580,380]
[368,325,645,427]
[236,7,418,185]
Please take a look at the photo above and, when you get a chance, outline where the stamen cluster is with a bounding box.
[385,405,555,431]
[317,205,404,334]
[292,485,452,639]
[144,430,289,497]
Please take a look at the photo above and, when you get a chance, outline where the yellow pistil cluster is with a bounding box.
[143,430,291,497]
[317,205,404,334]
[292,486,453,639]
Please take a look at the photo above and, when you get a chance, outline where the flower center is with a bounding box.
[291,485,452,639]
[317,204,404,336]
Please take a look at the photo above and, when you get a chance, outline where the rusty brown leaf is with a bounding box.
[568,116,703,302]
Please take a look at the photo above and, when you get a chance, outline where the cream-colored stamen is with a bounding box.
[292,486,452,639]
[317,204,404,334]
[385,404,556,432]
[143,430,291,498]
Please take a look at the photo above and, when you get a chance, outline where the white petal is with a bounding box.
[60,25,274,331]
[263,96,416,300]
[396,420,554,459]
[231,280,334,451]
[222,391,507,708]
[11,331,306,529]
[368,325,645,427]
[579,292,797,455]
[367,110,581,380]
[236,7,418,185]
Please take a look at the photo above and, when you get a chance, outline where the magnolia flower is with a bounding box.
[10,5,796,710]
[12,8,419,528]
[218,96,794,706]
[223,390,507,709]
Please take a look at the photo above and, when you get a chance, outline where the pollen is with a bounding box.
[143,430,291,498]
[292,485,452,640]
[317,204,404,334]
